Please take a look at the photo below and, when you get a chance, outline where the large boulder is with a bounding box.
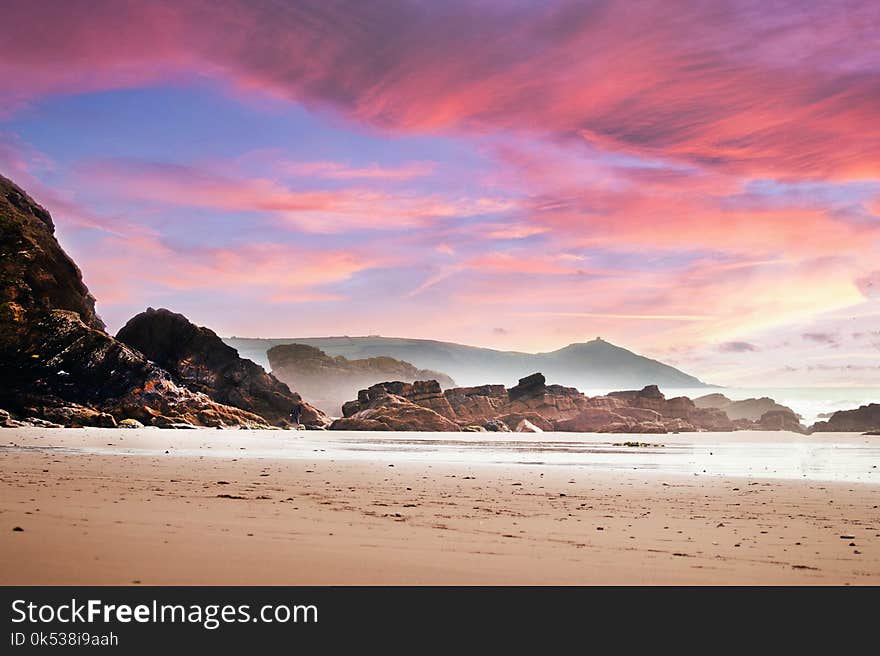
[810,404,880,433]
[756,409,806,433]
[347,380,457,419]
[504,373,589,421]
[116,308,327,428]
[267,343,454,416]
[443,384,509,423]
[329,393,459,432]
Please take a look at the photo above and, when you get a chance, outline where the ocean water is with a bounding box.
[654,387,880,425]
[8,429,878,485]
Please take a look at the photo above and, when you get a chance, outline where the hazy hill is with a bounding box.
[223,336,709,391]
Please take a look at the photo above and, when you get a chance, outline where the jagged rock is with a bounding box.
[0,409,23,427]
[118,418,144,429]
[556,408,626,432]
[117,308,327,428]
[7,310,271,428]
[22,417,63,428]
[347,380,456,419]
[584,395,629,411]
[662,417,697,433]
[461,425,487,432]
[515,419,543,433]
[496,412,555,432]
[443,384,509,423]
[756,409,805,433]
[608,385,666,413]
[810,404,880,433]
[508,372,547,398]
[615,406,663,423]
[267,343,455,416]
[0,175,103,330]
[482,419,511,432]
[663,396,697,419]
[28,402,117,428]
[689,407,734,431]
[505,373,588,421]
[0,175,278,429]
[329,393,459,432]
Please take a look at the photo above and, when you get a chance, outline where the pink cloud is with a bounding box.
[2,1,878,180]
[73,159,512,233]
[282,160,434,181]
[78,233,384,322]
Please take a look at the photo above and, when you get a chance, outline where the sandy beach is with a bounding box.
[1,427,878,585]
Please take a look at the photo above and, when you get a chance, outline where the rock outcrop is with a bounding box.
[331,375,813,434]
[267,343,454,416]
[330,391,459,432]
[116,308,328,428]
[0,175,103,330]
[0,174,286,429]
[335,373,597,432]
[810,404,880,433]
[693,393,799,421]
[4,308,270,428]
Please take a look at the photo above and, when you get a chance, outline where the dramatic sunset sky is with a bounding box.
[1,0,878,386]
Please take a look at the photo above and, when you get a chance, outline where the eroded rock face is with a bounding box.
[329,393,459,432]
[0,175,282,429]
[756,409,805,433]
[0,175,103,330]
[810,404,880,433]
[268,343,455,416]
[442,384,509,424]
[4,309,271,428]
[116,308,327,428]
[331,373,819,434]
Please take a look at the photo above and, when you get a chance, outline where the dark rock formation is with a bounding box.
[0,175,103,330]
[810,404,880,433]
[116,308,328,428]
[0,174,280,428]
[4,309,270,428]
[267,343,454,415]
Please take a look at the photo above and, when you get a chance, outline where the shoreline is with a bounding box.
[1,428,878,585]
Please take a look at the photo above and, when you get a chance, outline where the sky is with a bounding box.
[1,0,878,387]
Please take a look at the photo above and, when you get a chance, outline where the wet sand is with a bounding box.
[1,428,878,585]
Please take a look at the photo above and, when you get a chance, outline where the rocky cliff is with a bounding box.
[117,309,328,428]
[268,343,455,415]
[0,174,310,429]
